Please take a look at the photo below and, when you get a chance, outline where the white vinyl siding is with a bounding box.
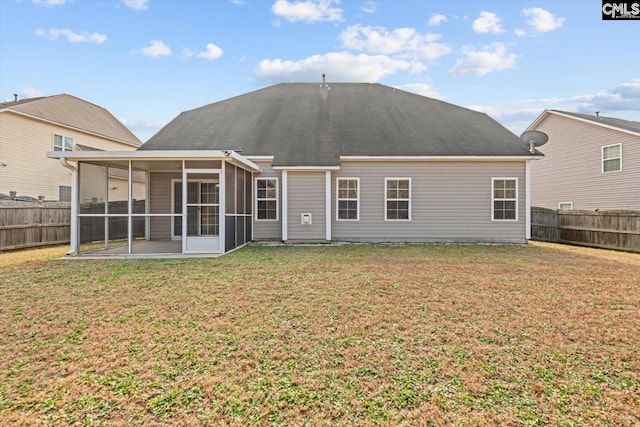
[529,113,640,211]
[492,178,518,221]
[385,178,411,221]
[602,143,622,173]
[336,178,359,221]
[255,178,278,221]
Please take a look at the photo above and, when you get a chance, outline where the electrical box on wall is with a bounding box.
[301,213,312,225]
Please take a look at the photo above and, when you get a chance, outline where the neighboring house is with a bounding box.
[527,110,640,211]
[0,94,142,201]
[48,83,541,256]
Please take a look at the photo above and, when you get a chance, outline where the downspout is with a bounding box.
[60,158,78,255]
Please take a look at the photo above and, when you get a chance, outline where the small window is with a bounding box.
[492,178,518,221]
[602,144,621,173]
[559,202,573,210]
[256,178,278,221]
[59,185,71,202]
[385,178,411,221]
[53,134,73,151]
[337,178,359,220]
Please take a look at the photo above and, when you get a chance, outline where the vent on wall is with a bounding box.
[301,213,312,225]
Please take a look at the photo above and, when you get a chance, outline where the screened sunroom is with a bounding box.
[47,151,260,256]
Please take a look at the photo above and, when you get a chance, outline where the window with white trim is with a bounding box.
[256,178,278,220]
[337,178,359,220]
[602,143,621,173]
[59,185,71,202]
[559,202,573,210]
[492,178,518,221]
[53,134,73,151]
[385,178,411,221]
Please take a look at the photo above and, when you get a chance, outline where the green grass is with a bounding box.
[0,243,639,425]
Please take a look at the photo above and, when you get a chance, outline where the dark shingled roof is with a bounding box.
[140,83,533,166]
[551,110,640,134]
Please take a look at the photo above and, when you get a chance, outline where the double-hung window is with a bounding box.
[256,178,278,220]
[492,178,518,221]
[337,178,359,220]
[385,178,411,221]
[602,144,622,173]
[53,134,73,151]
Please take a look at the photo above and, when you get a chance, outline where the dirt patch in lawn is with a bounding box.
[1,243,638,425]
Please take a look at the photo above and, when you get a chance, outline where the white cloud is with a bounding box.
[340,25,451,60]
[254,51,412,83]
[20,87,45,99]
[272,0,343,23]
[428,13,447,27]
[449,42,518,76]
[362,0,376,14]
[35,28,107,44]
[522,8,565,33]
[395,83,446,100]
[139,40,171,57]
[31,0,69,7]
[473,78,640,135]
[196,43,223,60]
[472,11,504,34]
[122,0,149,11]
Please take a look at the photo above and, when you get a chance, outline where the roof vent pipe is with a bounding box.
[322,73,326,86]
[595,111,600,119]
[13,94,18,102]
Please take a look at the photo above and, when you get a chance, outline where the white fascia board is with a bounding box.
[529,110,640,137]
[46,150,262,172]
[3,109,141,148]
[272,165,341,171]
[340,155,540,161]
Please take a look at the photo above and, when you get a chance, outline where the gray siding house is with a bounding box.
[527,110,640,210]
[48,83,540,256]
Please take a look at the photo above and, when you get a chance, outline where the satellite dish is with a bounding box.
[521,130,548,153]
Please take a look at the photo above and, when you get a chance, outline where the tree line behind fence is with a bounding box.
[0,200,145,251]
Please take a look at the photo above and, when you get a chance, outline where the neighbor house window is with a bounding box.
[559,202,573,210]
[53,134,73,151]
[256,178,278,220]
[59,185,71,202]
[337,178,359,220]
[602,144,622,173]
[492,178,518,221]
[385,178,411,221]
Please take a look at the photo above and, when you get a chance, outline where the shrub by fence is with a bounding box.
[0,201,71,251]
[531,207,640,253]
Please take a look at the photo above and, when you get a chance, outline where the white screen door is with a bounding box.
[182,171,220,253]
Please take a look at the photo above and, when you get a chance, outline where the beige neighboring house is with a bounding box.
[527,110,640,211]
[0,94,142,201]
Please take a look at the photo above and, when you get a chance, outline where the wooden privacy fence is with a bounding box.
[0,201,71,251]
[1,200,146,251]
[531,207,640,253]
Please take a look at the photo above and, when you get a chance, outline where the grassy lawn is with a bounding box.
[1,243,639,426]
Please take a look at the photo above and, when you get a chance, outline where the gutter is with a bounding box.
[59,158,78,256]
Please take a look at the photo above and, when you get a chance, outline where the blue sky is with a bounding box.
[1,0,639,142]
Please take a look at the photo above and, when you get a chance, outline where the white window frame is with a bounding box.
[53,134,73,151]
[385,177,411,221]
[602,143,622,173]
[255,177,279,221]
[559,202,573,210]
[336,177,360,221]
[491,178,518,222]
